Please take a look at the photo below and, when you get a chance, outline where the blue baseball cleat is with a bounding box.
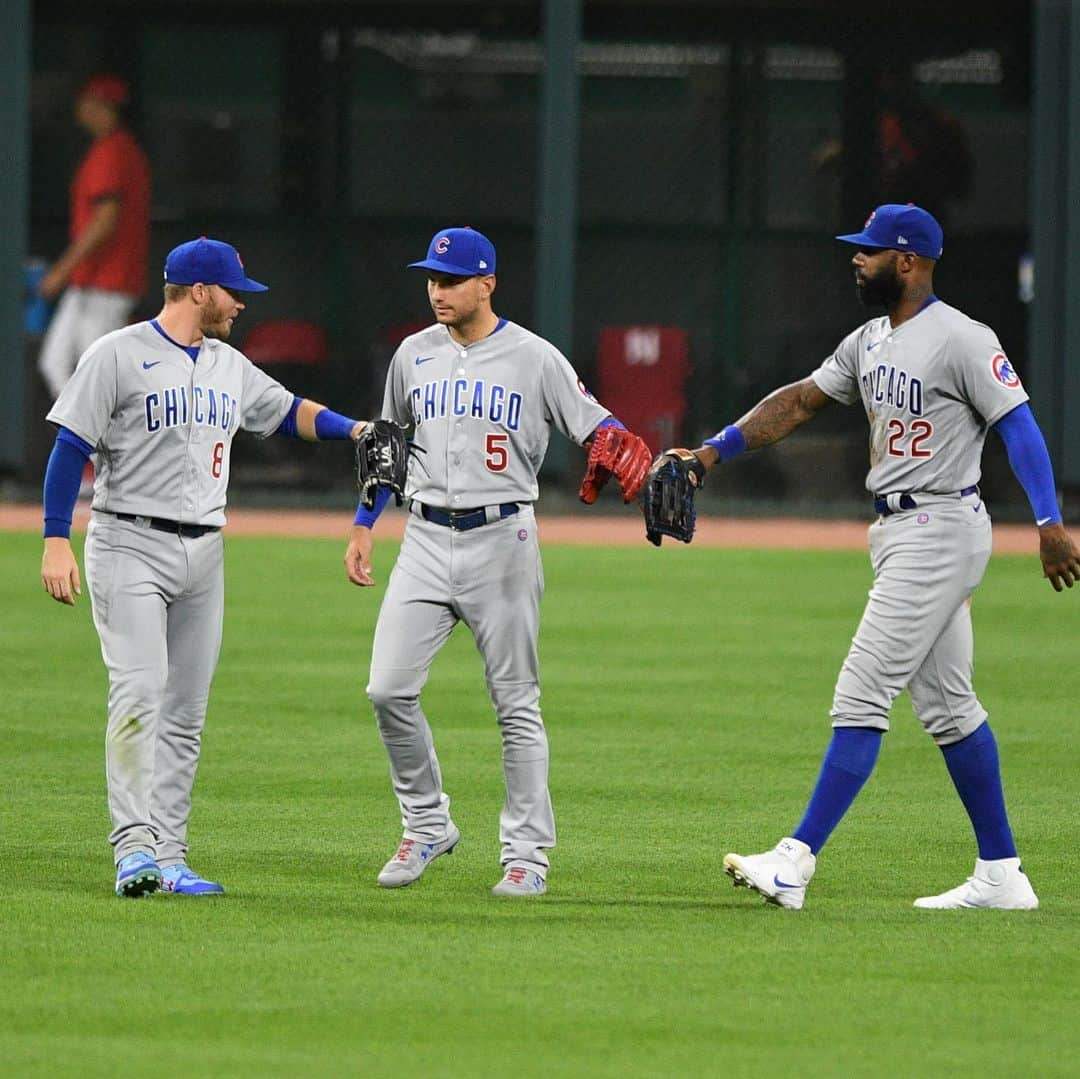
[115,851,162,898]
[161,864,225,896]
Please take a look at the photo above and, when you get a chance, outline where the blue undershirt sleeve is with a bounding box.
[594,416,626,432]
[43,429,92,539]
[354,485,392,528]
[993,402,1061,526]
[274,396,302,439]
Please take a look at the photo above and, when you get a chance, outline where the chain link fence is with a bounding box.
[26,1,1033,513]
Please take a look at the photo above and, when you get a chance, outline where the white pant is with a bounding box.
[831,491,992,746]
[366,506,554,874]
[84,514,225,865]
[38,287,138,399]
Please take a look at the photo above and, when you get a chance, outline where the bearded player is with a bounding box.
[675,204,1079,910]
[344,227,651,896]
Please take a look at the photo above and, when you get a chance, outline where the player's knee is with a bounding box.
[366,672,421,723]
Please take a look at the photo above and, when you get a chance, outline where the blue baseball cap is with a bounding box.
[163,237,269,292]
[836,204,944,260]
[408,227,496,276]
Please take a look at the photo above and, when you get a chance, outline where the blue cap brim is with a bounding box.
[233,276,269,292]
[407,259,488,276]
[835,231,888,248]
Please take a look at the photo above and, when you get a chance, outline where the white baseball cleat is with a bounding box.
[723,837,816,910]
[914,858,1039,910]
[491,865,546,897]
[377,824,460,888]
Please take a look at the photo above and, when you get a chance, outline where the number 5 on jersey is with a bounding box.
[486,432,509,472]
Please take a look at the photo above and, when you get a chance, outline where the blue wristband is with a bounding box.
[314,408,359,441]
[703,424,746,462]
[354,485,392,527]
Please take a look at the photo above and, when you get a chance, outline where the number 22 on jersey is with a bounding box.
[887,419,933,458]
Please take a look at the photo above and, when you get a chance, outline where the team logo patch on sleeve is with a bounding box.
[576,379,598,402]
[991,352,1022,389]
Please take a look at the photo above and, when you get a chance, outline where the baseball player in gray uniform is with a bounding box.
[344,227,650,896]
[666,205,1079,910]
[41,237,367,898]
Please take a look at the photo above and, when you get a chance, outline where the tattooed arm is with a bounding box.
[695,378,834,469]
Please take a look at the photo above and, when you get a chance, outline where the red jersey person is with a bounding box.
[38,74,151,400]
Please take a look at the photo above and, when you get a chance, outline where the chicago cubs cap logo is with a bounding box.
[991,352,1021,389]
[435,236,451,254]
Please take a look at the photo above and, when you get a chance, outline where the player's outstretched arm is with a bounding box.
[1038,523,1080,592]
[294,399,366,442]
[42,537,82,606]
[344,526,375,587]
[695,377,833,471]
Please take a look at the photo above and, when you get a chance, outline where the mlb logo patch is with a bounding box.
[991,352,1021,389]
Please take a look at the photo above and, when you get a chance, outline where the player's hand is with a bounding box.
[41,537,81,606]
[38,265,68,300]
[349,420,368,441]
[1038,522,1080,592]
[344,526,375,587]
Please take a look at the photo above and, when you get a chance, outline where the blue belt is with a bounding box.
[417,502,520,531]
[873,486,978,517]
[113,512,220,538]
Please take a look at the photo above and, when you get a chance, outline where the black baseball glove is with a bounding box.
[641,448,706,546]
[355,420,409,509]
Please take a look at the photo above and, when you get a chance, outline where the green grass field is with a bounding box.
[4,528,1078,1077]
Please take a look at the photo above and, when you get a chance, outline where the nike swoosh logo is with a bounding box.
[415,356,435,366]
[773,874,800,889]
[1037,516,1054,526]
[866,340,883,352]
[142,360,162,370]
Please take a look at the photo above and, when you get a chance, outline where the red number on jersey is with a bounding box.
[909,420,933,458]
[485,432,509,472]
[886,419,906,458]
[885,419,934,459]
[211,441,224,478]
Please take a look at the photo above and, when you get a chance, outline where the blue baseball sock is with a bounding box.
[792,728,884,854]
[939,722,1017,860]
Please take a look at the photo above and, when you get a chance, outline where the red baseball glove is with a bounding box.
[578,425,652,504]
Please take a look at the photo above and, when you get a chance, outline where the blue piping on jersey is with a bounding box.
[150,318,201,362]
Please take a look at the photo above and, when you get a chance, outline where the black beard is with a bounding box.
[856,267,904,308]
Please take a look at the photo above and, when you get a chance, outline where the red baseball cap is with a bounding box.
[80,74,130,106]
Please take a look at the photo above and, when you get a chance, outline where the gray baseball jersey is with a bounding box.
[368,318,609,878]
[47,320,293,526]
[48,318,292,868]
[810,299,1025,743]
[382,319,611,505]
[811,300,1028,494]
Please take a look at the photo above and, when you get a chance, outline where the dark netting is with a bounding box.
[25,2,1033,514]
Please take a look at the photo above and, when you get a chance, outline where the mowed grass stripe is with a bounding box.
[4,530,1078,1078]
